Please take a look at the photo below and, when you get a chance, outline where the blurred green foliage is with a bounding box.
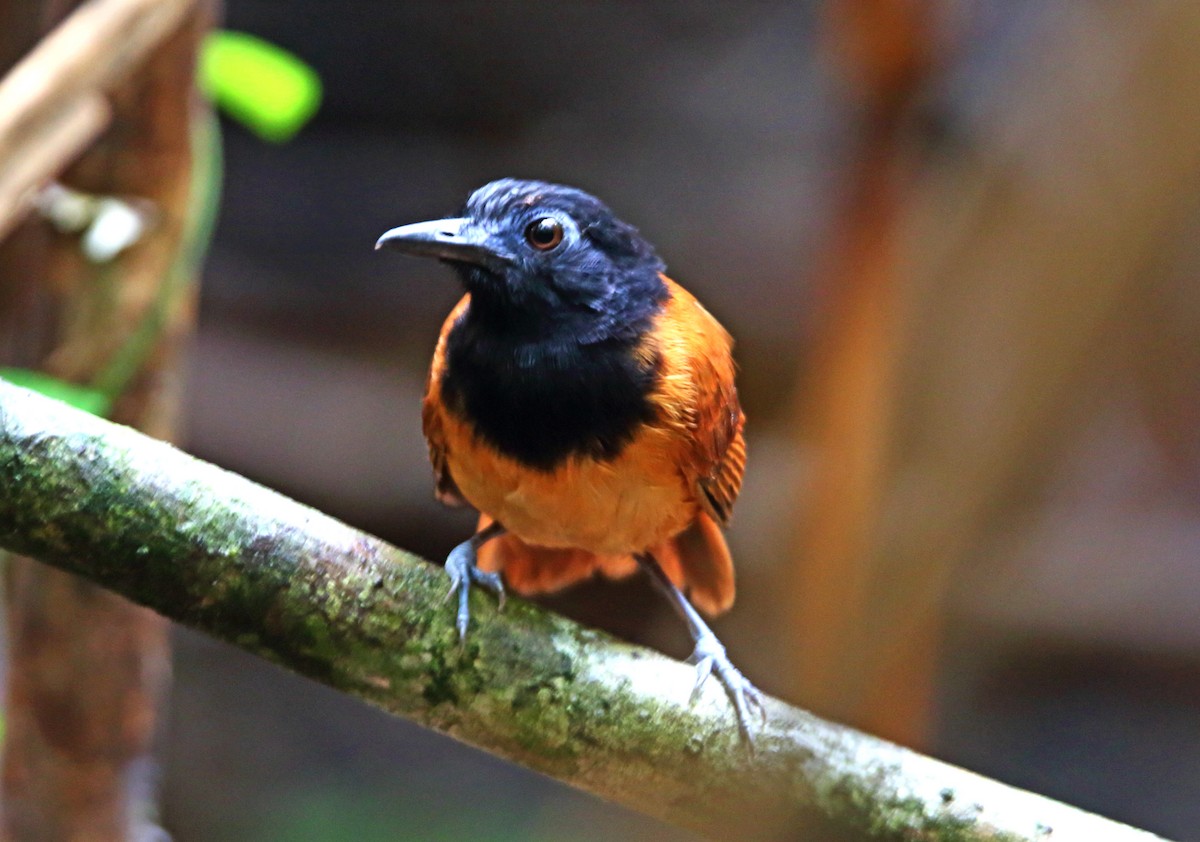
[0,369,110,416]
[199,31,322,143]
[263,788,534,842]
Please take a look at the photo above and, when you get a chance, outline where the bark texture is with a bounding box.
[0,381,1171,842]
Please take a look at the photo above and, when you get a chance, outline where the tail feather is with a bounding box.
[652,512,735,616]
[473,512,735,616]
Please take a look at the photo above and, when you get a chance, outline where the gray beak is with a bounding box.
[375,217,511,272]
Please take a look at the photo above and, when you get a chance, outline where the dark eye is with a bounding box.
[524,217,564,251]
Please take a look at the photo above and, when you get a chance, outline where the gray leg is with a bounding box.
[445,521,506,640]
[636,552,765,743]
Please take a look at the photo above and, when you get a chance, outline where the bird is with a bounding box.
[376,178,762,738]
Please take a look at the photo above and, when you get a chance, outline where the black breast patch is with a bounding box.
[440,318,661,472]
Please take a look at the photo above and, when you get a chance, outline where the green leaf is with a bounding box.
[0,370,111,417]
[199,31,322,143]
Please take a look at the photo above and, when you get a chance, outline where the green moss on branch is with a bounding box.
[0,381,1171,841]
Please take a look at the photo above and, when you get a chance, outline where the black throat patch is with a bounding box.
[440,311,662,471]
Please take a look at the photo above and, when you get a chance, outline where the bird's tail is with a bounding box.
[474,511,735,616]
[652,511,736,616]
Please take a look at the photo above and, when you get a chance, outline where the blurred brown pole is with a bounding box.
[785,0,936,745]
[0,0,212,837]
[786,2,1200,751]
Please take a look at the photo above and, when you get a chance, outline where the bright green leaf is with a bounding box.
[0,370,111,417]
[200,31,322,143]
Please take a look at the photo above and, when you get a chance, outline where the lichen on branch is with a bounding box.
[0,381,1170,841]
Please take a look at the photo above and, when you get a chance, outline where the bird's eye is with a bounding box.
[524,217,564,251]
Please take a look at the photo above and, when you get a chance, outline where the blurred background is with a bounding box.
[6,0,1200,840]
[174,1,1200,839]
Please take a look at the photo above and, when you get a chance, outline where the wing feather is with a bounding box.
[657,277,746,526]
[422,294,472,506]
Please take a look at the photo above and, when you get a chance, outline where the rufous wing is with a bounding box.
[664,277,746,527]
[422,294,472,507]
[658,276,746,612]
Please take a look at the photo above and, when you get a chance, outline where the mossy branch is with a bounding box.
[0,380,1170,841]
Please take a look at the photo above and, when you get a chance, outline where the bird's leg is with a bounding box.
[445,521,506,641]
[636,552,765,743]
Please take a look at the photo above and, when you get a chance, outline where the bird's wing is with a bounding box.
[690,334,745,527]
[422,294,472,507]
[658,276,746,527]
[697,406,746,526]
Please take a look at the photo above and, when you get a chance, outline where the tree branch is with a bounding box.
[0,380,1170,841]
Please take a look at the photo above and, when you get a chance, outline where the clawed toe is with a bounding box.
[689,633,765,744]
[444,535,506,641]
[473,568,505,606]
[689,655,715,704]
[633,553,764,746]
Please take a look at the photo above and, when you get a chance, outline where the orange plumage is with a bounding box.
[422,277,745,616]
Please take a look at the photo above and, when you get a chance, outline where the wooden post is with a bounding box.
[784,2,1200,749]
[784,0,936,744]
[0,0,212,837]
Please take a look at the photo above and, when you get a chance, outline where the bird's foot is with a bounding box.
[689,630,766,745]
[445,540,505,641]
